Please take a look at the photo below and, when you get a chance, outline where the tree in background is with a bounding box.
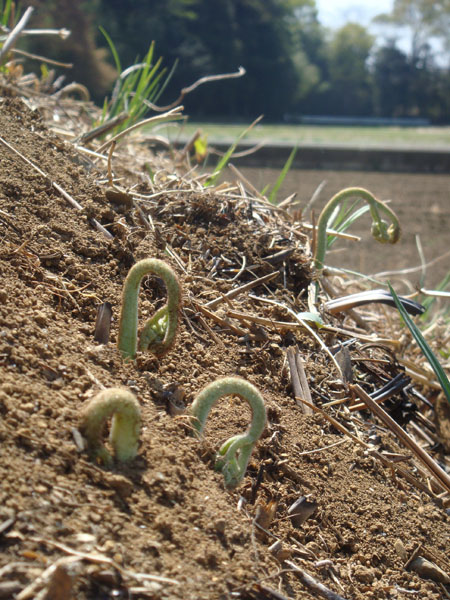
[94,0,323,120]
[321,23,375,116]
[374,0,450,61]
[373,0,450,122]
[12,0,450,122]
[372,42,412,117]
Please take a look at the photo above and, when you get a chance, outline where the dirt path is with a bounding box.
[0,96,449,599]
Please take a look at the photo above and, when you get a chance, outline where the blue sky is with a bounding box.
[315,0,393,29]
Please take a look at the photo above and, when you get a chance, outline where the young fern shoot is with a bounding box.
[314,187,401,271]
[190,377,266,488]
[80,388,141,467]
[118,258,181,361]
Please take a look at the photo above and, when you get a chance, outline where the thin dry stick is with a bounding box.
[285,560,349,600]
[209,140,266,159]
[351,384,450,494]
[304,179,327,214]
[226,309,399,345]
[296,397,441,501]
[300,223,360,242]
[0,6,34,60]
[286,347,313,415]
[287,347,305,412]
[11,47,73,68]
[144,66,246,112]
[205,271,279,310]
[0,135,112,239]
[96,106,184,154]
[296,352,314,411]
[374,248,450,278]
[30,537,179,585]
[79,112,129,144]
[192,300,247,337]
[177,129,201,160]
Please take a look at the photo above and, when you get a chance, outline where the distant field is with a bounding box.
[169,122,450,148]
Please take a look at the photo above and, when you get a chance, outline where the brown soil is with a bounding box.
[0,95,449,600]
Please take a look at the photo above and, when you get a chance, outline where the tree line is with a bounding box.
[25,0,450,123]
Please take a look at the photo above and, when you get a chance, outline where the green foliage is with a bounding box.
[314,187,401,271]
[389,283,450,404]
[205,117,262,187]
[373,43,412,117]
[324,23,375,116]
[16,1,450,122]
[190,377,266,488]
[0,0,13,27]
[118,259,181,361]
[267,146,298,204]
[80,388,141,467]
[374,0,450,56]
[99,30,171,134]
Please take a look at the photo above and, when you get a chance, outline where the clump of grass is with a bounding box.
[98,28,175,135]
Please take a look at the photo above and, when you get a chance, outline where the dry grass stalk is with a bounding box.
[205,271,279,310]
[286,347,314,415]
[352,384,450,494]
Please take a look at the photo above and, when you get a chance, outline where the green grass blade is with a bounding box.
[206,116,263,187]
[99,26,121,73]
[327,204,371,249]
[153,58,178,103]
[389,283,450,403]
[268,145,297,204]
[1,0,12,26]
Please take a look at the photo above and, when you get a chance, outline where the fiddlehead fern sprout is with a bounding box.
[80,388,141,467]
[314,187,401,271]
[118,258,181,361]
[190,377,266,488]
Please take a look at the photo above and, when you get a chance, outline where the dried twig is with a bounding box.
[0,6,34,61]
[285,561,349,600]
[142,66,246,112]
[30,537,179,585]
[96,106,184,154]
[79,112,129,144]
[205,271,279,310]
[351,384,450,494]
[286,347,313,415]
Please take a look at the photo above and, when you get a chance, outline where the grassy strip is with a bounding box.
[177,122,450,148]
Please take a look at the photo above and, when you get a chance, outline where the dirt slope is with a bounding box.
[0,96,448,600]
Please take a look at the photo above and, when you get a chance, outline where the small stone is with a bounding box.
[353,565,376,583]
[394,538,408,561]
[34,311,47,326]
